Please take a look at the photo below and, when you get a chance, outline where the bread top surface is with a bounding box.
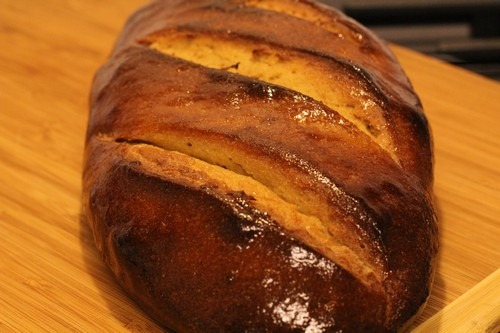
[103,0,434,188]
[84,0,438,331]
[85,142,394,333]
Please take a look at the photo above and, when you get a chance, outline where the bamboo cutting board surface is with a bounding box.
[0,1,499,332]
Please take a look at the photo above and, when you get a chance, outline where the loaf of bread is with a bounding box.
[82,0,438,331]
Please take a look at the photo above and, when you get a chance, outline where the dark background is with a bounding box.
[322,0,500,80]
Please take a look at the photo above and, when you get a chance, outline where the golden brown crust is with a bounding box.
[84,137,391,332]
[82,0,438,332]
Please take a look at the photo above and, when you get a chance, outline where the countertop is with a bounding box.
[1,0,499,332]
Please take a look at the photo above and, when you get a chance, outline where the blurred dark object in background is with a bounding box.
[323,0,500,80]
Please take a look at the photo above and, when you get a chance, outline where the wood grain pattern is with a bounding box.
[0,1,498,332]
[414,269,500,333]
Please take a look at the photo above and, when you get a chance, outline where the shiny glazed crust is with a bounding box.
[82,0,438,332]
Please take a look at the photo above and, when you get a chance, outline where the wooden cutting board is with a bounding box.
[1,1,499,331]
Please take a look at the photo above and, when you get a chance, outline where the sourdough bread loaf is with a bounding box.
[82,0,438,331]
